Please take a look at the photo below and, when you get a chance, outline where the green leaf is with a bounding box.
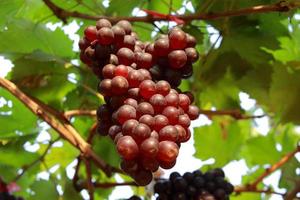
[241,133,280,166]
[279,157,299,189]
[0,19,74,58]
[0,88,38,139]
[10,51,78,108]
[106,0,143,16]
[63,180,82,200]
[29,180,59,200]
[148,0,183,14]
[194,120,250,167]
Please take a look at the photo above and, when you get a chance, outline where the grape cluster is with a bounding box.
[154,169,234,200]
[127,195,142,200]
[79,19,200,186]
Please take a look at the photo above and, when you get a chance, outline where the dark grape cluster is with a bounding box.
[154,169,234,200]
[79,19,200,186]
[127,195,142,200]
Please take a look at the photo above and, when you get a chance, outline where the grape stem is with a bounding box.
[83,157,94,200]
[235,145,300,199]
[0,77,113,177]
[43,0,300,23]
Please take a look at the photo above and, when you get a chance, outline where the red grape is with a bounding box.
[98,79,112,96]
[139,114,154,129]
[162,106,180,125]
[120,159,138,175]
[138,69,152,80]
[96,19,112,29]
[116,20,132,34]
[168,50,187,69]
[122,119,139,136]
[149,94,166,114]
[132,123,151,143]
[150,130,159,140]
[112,25,125,43]
[128,70,144,88]
[117,136,139,160]
[117,105,136,124]
[178,93,191,111]
[122,35,136,50]
[111,76,129,95]
[97,27,114,45]
[108,125,122,140]
[127,87,140,99]
[145,43,155,54]
[137,102,154,117]
[187,105,200,120]
[84,26,97,41]
[114,65,129,78]
[159,125,178,142]
[157,141,179,163]
[133,169,153,186]
[154,38,170,56]
[124,98,138,109]
[156,80,171,96]
[174,125,187,143]
[178,114,191,128]
[154,115,169,132]
[136,53,153,69]
[165,93,179,107]
[159,159,176,169]
[169,28,187,49]
[140,137,159,158]
[117,48,134,66]
[79,37,90,50]
[139,80,156,99]
[186,33,196,47]
[185,47,199,63]
[114,132,124,144]
[141,157,159,172]
[102,64,116,79]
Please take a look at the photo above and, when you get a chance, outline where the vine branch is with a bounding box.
[0,77,113,176]
[43,0,300,23]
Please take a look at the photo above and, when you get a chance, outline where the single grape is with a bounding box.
[174,125,187,143]
[185,47,199,63]
[149,94,166,114]
[117,105,136,124]
[159,125,178,142]
[122,35,136,50]
[169,172,181,182]
[128,195,142,200]
[84,26,97,41]
[138,69,152,80]
[122,119,139,136]
[116,20,132,34]
[128,70,144,88]
[111,76,129,95]
[168,50,187,69]
[114,64,129,78]
[97,121,110,136]
[112,25,126,43]
[84,46,95,59]
[132,123,151,143]
[165,93,179,107]
[102,64,116,79]
[98,79,112,96]
[109,95,127,110]
[186,33,197,47]
[117,48,134,66]
[78,37,90,50]
[193,176,205,189]
[178,114,191,128]
[154,38,170,57]
[135,53,153,69]
[145,43,155,54]
[108,125,122,140]
[137,102,155,117]
[164,68,182,87]
[114,131,123,144]
[212,168,225,178]
[168,28,187,50]
[187,105,200,120]
[178,94,191,111]
[117,136,139,160]
[159,159,176,169]
[140,137,159,158]
[139,114,154,129]
[154,115,169,132]
[156,80,171,96]
[139,80,156,100]
[183,172,194,183]
[224,182,234,194]
[154,181,166,194]
[96,18,112,29]
[132,169,153,186]
[127,87,140,99]
[183,91,194,103]
[162,106,180,125]
[182,128,191,142]
[157,141,179,163]
[124,98,138,109]
[97,27,114,45]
